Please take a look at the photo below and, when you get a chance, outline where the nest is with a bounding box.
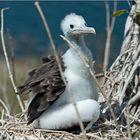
[0,111,139,140]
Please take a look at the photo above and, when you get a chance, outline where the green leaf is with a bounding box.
[136,11,140,16]
[112,9,128,17]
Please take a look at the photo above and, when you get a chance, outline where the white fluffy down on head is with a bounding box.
[61,13,86,36]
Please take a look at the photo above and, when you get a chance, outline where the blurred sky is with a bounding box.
[0,1,130,67]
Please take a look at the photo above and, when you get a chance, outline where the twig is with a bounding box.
[0,99,10,116]
[34,1,86,136]
[103,0,117,71]
[95,73,104,78]
[110,0,117,32]
[126,105,132,140]
[110,48,133,71]
[1,109,5,127]
[8,31,16,82]
[0,8,24,112]
[126,0,131,8]
[128,91,140,106]
[119,56,140,105]
[86,133,102,140]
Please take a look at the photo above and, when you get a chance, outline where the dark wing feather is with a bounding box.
[18,55,66,124]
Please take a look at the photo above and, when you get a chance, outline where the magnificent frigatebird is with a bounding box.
[18,13,100,129]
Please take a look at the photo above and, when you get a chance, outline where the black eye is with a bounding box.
[70,24,74,29]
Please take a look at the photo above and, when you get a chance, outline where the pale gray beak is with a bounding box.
[70,26,96,35]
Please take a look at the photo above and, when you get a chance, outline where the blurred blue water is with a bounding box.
[0,1,130,66]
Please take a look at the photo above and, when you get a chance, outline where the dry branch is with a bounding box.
[0,8,24,112]
[0,99,10,115]
[103,0,117,71]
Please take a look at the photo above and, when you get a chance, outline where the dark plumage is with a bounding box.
[18,55,66,124]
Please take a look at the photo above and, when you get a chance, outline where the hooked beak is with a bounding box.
[70,26,96,35]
